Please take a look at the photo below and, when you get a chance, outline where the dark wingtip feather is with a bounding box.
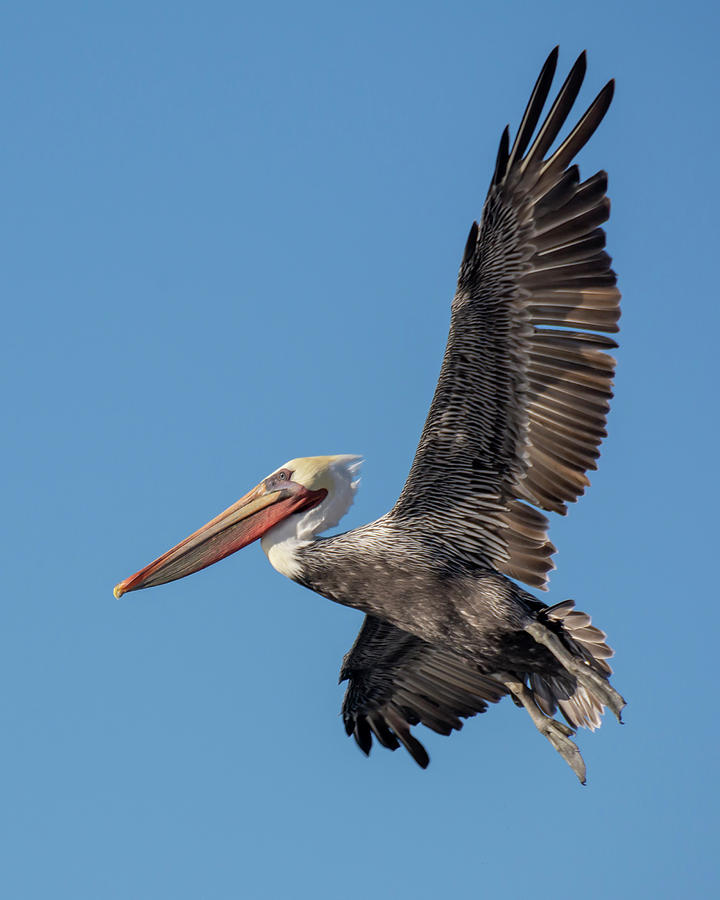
[368,715,401,750]
[461,221,479,266]
[354,719,372,756]
[596,79,615,123]
[522,50,588,171]
[542,79,615,176]
[384,707,431,768]
[402,734,430,769]
[539,46,560,84]
[506,47,559,173]
[492,125,510,185]
[572,50,588,84]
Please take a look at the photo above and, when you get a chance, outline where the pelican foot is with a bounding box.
[498,673,587,784]
[540,718,586,785]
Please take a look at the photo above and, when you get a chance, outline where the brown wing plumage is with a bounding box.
[390,48,619,588]
[340,615,507,767]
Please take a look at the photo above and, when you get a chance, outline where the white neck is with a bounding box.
[260,455,361,581]
[260,516,311,580]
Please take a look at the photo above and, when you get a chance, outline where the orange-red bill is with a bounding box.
[113,481,319,598]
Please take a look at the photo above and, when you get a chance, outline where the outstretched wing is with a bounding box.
[390,48,619,589]
[340,615,507,767]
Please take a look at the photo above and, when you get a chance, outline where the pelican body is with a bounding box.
[115,49,625,782]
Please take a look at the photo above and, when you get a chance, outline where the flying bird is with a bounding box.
[115,48,624,783]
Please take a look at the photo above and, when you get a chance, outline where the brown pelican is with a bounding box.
[115,48,624,783]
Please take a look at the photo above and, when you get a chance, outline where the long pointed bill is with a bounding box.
[113,480,325,598]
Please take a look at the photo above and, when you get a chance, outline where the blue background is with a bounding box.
[3,1,718,897]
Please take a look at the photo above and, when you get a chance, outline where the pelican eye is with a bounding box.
[266,468,293,490]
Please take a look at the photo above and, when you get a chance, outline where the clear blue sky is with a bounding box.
[2,1,718,897]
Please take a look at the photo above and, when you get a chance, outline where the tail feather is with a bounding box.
[531,599,615,731]
[545,599,614,675]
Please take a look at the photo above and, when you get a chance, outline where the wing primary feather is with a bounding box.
[505,46,559,174]
[354,719,373,756]
[384,707,431,768]
[534,229,607,263]
[533,166,580,217]
[528,397,608,441]
[530,199,611,251]
[531,174,609,237]
[492,126,510,186]
[542,81,615,176]
[461,221,479,267]
[529,416,602,455]
[533,328,618,349]
[529,251,611,277]
[367,714,400,750]
[521,51,586,173]
[394,690,462,733]
[528,354,614,389]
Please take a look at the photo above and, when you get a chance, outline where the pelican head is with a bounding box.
[113,455,362,597]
